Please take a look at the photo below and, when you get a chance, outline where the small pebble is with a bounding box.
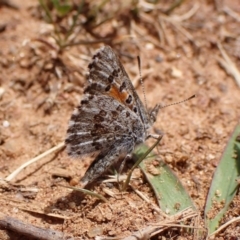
[145,43,154,49]
[68,202,76,209]
[88,226,103,237]
[0,87,5,99]
[170,66,182,78]
[164,154,173,163]
[69,177,79,186]
[3,120,10,128]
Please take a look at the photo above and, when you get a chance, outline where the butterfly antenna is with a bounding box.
[159,95,195,109]
[137,56,148,110]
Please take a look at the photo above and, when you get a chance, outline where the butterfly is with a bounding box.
[65,45,163,187]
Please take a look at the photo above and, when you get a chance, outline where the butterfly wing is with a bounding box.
[66,46,149,155]
[65,94,140,156]
[65,46,149,185]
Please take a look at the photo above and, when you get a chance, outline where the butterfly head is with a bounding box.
[148,95,195,125]
[148,104,161,124]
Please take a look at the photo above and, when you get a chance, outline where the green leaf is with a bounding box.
[39,0,53,23]
[133,144,196,215]
[205,124,240,234]
[52,0,72,16]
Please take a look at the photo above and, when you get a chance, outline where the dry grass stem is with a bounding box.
[217,42,240,87]
[169,3,200,22]
[122,207,199,240]
[209,216,240,237]
[5,142,65,182]
[129,184,167,216]
[223,6,240,22]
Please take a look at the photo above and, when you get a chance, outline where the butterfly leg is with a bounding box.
[147,134,160,139]
[147,133,164,140]
[117,154,131,185]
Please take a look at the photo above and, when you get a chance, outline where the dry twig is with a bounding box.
[5,142,65,182]
[0,212,71,240]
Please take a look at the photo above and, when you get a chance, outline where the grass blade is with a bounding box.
[133,144,196,215]
[204,124,240,234]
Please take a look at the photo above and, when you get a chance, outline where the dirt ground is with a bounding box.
[0,0,240,239]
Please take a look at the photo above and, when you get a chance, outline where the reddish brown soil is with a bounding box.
[0,0,240,239]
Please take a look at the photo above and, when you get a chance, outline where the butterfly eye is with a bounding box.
[148,110,157,124]
[149,104,160,123]
[149,113,156,123]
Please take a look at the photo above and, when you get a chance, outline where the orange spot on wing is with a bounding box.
[108,85,128,105]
